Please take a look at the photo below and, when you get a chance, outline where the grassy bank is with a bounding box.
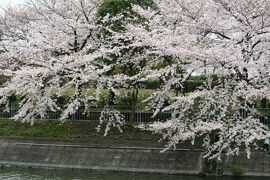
[0,119,159,141]
[0,118,265,149]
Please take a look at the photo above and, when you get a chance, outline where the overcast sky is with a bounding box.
[0,0,24,6]
[0,0,26,14]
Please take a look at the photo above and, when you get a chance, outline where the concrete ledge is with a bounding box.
[0,136,204,149]
[0,138,202,175]
[0,161,199,175]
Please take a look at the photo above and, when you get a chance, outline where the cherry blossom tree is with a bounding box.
[0,0,127,130]
[0,0,270,160]
[112,0,270,159]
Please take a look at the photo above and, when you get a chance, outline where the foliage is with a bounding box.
[97,0,153,18]
[114,0,270,160]
[0,0,129,134]
[229,165,245,176]
[96,0,155,114]
[0,0,269,160]
[96,105,125,136]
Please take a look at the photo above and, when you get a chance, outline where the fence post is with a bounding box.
[10,103,16,118]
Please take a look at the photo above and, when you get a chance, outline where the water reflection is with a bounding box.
[0,167,267,180]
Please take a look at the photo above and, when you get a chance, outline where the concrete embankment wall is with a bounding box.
[0,138,203,174]
[0,137,270,176]
[224,152,270,177]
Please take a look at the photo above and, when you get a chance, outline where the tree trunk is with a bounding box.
[131,88,139,121]
[262,97,267,109]
[108,89,115,106]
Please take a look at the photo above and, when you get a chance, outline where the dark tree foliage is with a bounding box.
[97,0,154,18]
[96,0,154,31]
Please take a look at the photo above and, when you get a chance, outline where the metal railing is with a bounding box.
[257,108,270,125]
[0,105,269,124]
[0,105,172,123]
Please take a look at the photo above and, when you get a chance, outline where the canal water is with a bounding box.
[0,167,267,180]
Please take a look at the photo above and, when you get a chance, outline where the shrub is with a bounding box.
[229,164,245,176]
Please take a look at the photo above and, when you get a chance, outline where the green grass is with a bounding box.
[60,88,157,106]
[0,119,71,137]
[0,119,159,141]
